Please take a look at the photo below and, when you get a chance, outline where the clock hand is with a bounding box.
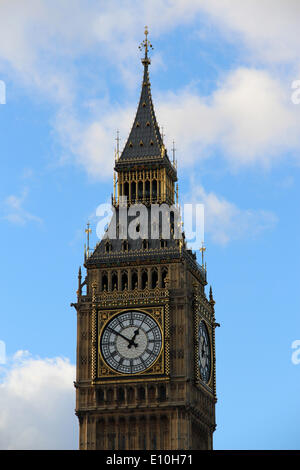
[128,329,139,349]
[107,327,132,344]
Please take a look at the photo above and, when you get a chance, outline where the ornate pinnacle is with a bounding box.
[209,286,215,306]
[77,266,82,297]
[139,26,153,65]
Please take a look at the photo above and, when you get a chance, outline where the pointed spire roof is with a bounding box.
[115,27,175,176]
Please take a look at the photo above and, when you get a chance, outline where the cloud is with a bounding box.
[0,1,299,178]
[56,66,300,179]
[0,351,77,450]
[185,183,278,245]
[2,188,42,225]
[158,67,300,170]
[198,0,300,66]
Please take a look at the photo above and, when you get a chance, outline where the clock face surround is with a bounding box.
[198,320,211,384]
[100,310,162,375]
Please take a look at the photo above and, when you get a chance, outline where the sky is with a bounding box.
[0,0,300,450]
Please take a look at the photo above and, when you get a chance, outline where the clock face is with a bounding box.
[198,320,211,383]
[100,311,162,374]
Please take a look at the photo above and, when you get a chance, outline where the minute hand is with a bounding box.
[107,327,132,344]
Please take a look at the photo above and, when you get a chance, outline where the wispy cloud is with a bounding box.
[2,188,42,226]
[184,182,278,245]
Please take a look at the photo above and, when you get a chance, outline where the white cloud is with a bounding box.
[197,0,300,66]
[0,351,77,450]
[55,104,135,180]
[158,67,300,170]
[0,1,299,177]
[3,188,42,225]
[185,183,278,245]
[56,66,300,179]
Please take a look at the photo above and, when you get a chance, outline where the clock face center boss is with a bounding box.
[100,311,163,375]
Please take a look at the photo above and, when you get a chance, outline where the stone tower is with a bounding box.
[72,28,217,450]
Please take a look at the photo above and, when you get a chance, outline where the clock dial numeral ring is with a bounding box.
[198,320,211,384]
[100,311,162,375]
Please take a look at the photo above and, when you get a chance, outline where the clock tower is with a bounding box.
[72,28,218,450]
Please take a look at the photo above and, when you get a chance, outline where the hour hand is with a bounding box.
[128,329,139,349]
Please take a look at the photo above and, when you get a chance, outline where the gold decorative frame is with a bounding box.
[193,284,214,390]
[91,283,170,384]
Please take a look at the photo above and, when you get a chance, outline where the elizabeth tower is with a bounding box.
[72,29,218,450]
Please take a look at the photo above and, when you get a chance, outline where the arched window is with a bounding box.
[162,267,168,288]
[141,270,148,290]
[152,179,157,200]
[112,272,118,290]
[145,180,150,200]
[97,388,104,404]
[117,388,125,403]
[151,269,158,289]
[158,385,166,401]
[138,387,145,401]
[160,239,167,248]
[124,182,129,199]
[128,387,134,404]
[121,271,128,290]
[131,181,136,201]
[102,272,108,291]
[148,386,156,401]
[131,270,138,290]
[138,181,143,200]
[107,389,114,403]
[122,240,128,251]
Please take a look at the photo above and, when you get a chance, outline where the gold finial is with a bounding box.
[85,222,92,258]
[139,26,153,63]
[172,140,176,165]
[115,130,120,160]
[200,242,206,268]
[113,171,116,202]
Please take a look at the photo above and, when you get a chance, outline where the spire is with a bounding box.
[116,27,171,166]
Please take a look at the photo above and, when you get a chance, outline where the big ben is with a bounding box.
[72,28,218,450]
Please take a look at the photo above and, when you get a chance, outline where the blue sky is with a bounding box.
[0,0,300,450]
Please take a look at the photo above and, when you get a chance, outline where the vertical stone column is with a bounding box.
[108,270,112,291]
[128,268,132,290]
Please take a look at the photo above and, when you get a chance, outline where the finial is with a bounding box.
[200,242,206,268]
[78,266,82,297]
[85,222,92,258]
[113,171,116,203]
[139,26,153,65]
[172,140,176,165]
[209,286,216,307]
[161,126,165,142]
[115,130,120,160]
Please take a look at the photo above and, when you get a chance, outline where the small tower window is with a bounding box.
[140,140,144,146]
[146,121,150,127]
[136,122,140,127]
[150,140,154,146]
[142,102,146,107]
[122,240,129,252]
[129,141,133,147]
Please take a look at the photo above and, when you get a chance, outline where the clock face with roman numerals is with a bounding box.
[198,320,211,384]
[100,311,162,374]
